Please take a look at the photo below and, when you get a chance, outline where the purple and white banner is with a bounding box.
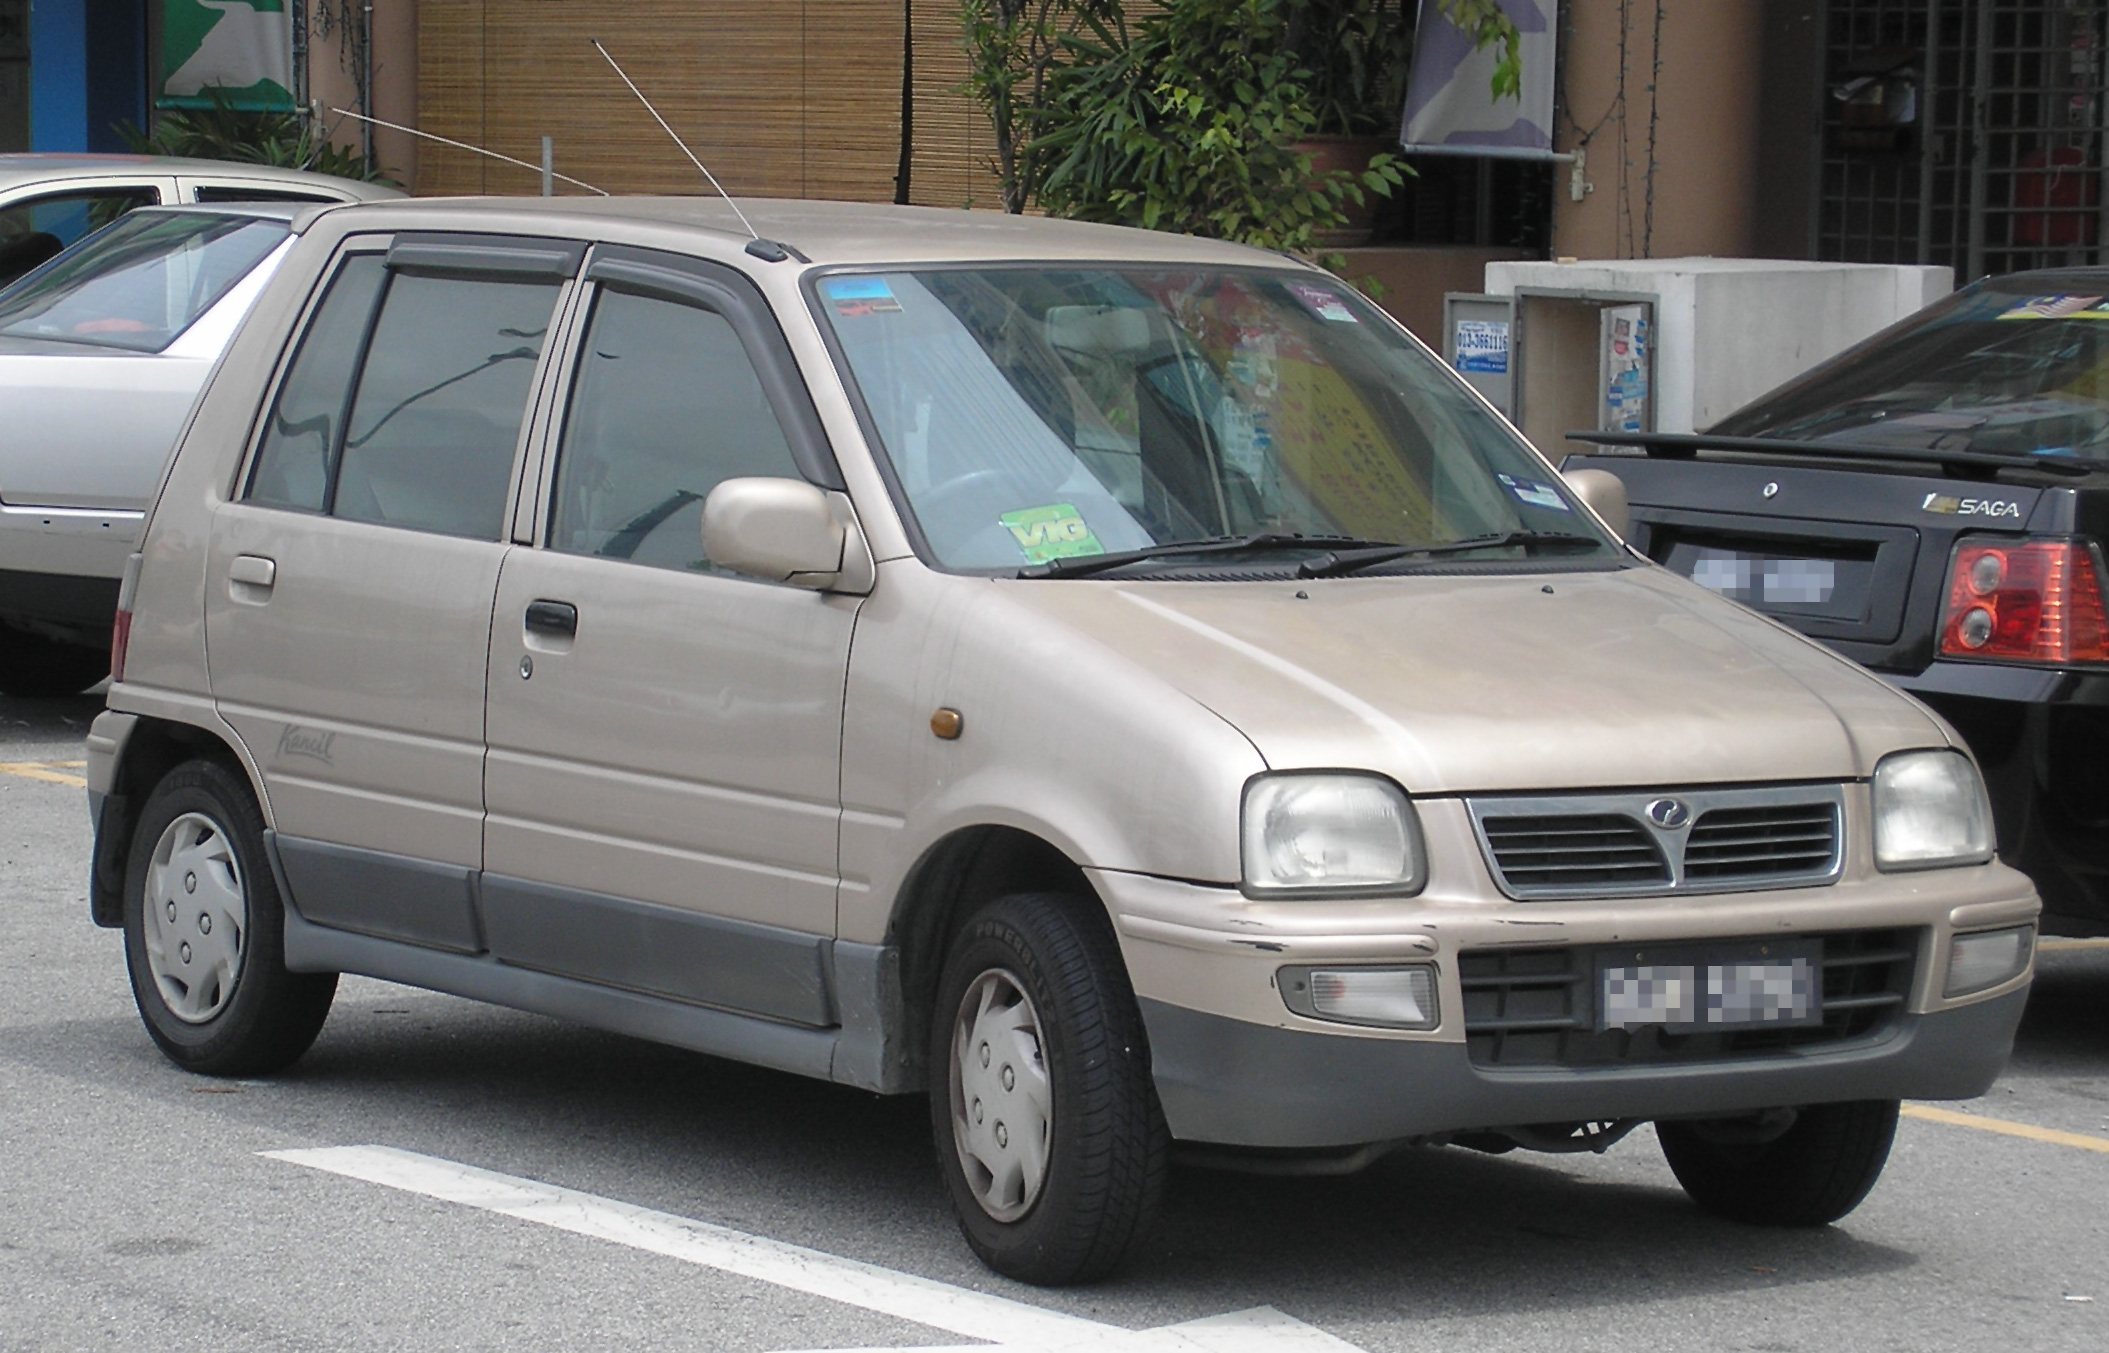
[1399,0,1559,160]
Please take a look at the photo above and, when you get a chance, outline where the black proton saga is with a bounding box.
[1568,270,2109,935]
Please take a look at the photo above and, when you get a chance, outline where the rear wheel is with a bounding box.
[0,629,108,697]
[1658,1100,1900,1226]
[930,893,1167,1285]
[122,759,336,1076]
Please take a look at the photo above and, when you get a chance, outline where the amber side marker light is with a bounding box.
[1940,539,2109,664]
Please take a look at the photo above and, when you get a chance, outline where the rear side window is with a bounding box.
[550,286,801,569]
[249,255,388,512]
[245,251,564,541]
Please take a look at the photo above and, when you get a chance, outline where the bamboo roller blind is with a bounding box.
[416,0,907,200]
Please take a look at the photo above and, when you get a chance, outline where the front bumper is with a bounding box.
[1094,844,2038,1149]
[1141,988,2026,1147]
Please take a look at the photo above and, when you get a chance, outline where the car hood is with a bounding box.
[996,563,1952,794]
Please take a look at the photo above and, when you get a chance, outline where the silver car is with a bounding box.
[0,154,398,287]
[0,203,313,695]
[90,197,2040,1285]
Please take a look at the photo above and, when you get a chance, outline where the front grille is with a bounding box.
[1685,803,1840,879]
[1467,785,1845,898]
[1479,814,1671,891]
[1459,929,1917,1069]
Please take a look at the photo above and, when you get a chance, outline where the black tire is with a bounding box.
[121,759,337,1076]
[1658,1100,1900,1227]
[929,893,1168,1285]
[0,629,108,697]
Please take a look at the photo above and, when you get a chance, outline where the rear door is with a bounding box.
[206,232,582,951]
[479,247,857,1027]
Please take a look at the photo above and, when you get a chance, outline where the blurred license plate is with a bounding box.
[1687,550,1837,604]
[1597,945,1821,1031]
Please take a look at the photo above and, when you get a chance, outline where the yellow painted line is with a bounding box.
[2039,938,2109,953]
[1904,1104,2109,1155]
[0,761,88,788]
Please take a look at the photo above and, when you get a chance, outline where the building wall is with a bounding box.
[413,1,903,201]
[1553,0,1767,259]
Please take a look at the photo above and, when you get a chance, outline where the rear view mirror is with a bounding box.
[702,477,871,593]
[1563,468,1630,538]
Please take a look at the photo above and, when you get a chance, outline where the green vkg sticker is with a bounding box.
[1000,503,1105,564]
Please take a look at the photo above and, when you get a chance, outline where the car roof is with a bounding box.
[348,195,1298,269]
[1965,265,2109,294]
[0,153,397,198]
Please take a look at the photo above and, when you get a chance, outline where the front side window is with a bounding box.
[550,285,801,570]
[245,251,563,542]
[816,268,1616,574]
[0,209,286,352]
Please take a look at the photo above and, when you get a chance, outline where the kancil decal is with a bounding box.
[1923,492,2025,519]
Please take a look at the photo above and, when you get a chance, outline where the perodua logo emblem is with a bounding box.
[1645,798,1691,830]
[1762,482,1779,499]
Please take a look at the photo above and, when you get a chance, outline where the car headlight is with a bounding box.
[1240,773,1425,897]
[1872,749,1995,871]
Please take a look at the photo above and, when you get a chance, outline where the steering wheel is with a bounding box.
[912,469,1034,534]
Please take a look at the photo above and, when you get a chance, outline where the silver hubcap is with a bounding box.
[948,968,1052,1223]
[141,812,246,1023]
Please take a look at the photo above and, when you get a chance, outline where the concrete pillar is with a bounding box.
[308,1,418,188]
[1553,0,1766,259]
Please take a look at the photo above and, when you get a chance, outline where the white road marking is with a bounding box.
[264,1146,1365,1352]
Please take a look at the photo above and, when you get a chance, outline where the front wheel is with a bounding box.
[929,893,1167,1285]
[1658,1100,1900,1227]
[122,759,337,1076]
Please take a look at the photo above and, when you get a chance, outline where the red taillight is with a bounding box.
[1940,538,2109,663]
[109,609,132,684]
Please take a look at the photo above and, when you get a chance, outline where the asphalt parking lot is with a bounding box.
[3,688,2105,1352]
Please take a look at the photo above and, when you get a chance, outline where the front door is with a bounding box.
[481,250,857,1026]
[207,238,577,951]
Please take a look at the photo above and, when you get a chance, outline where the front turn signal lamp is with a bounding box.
[1939,538,2109,665]
[1279,964,1439,1030]
[1944,925,2034,998]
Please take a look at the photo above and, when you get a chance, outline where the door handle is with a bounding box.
[229,554,276,589]
[524,599,578,637]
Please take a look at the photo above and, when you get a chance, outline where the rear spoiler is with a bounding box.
[1563,429,2096,481]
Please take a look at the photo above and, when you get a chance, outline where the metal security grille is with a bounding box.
[1816,0,2109,280]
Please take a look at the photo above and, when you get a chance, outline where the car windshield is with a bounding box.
[0,210,289,353]
[816,267,1616,572]
[1715,281,2109,463]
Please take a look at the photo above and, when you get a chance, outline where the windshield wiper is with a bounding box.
[1564,429,2096,480]
[1018,532,1392,579]
[1294,530,1605,578]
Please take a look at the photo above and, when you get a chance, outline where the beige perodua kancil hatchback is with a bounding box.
[89,197,2040,1284]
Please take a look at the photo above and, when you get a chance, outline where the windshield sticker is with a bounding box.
[1998,294,2107,320]
[1287,283,1359,323]
[1497,473,1571,512]
[1000,504,1106,564]
[822,275,902,317]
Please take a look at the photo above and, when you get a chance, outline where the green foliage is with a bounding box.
[1439,0,1524,101]
[956,0,1519,253]
[1033,0,1402,252]
[116,91,394,186]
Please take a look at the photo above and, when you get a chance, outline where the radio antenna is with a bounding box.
[589,38,771,249]
[328,108,610,196]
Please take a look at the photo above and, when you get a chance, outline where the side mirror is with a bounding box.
[1562,468,1630,539]
[702,477,872,593]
